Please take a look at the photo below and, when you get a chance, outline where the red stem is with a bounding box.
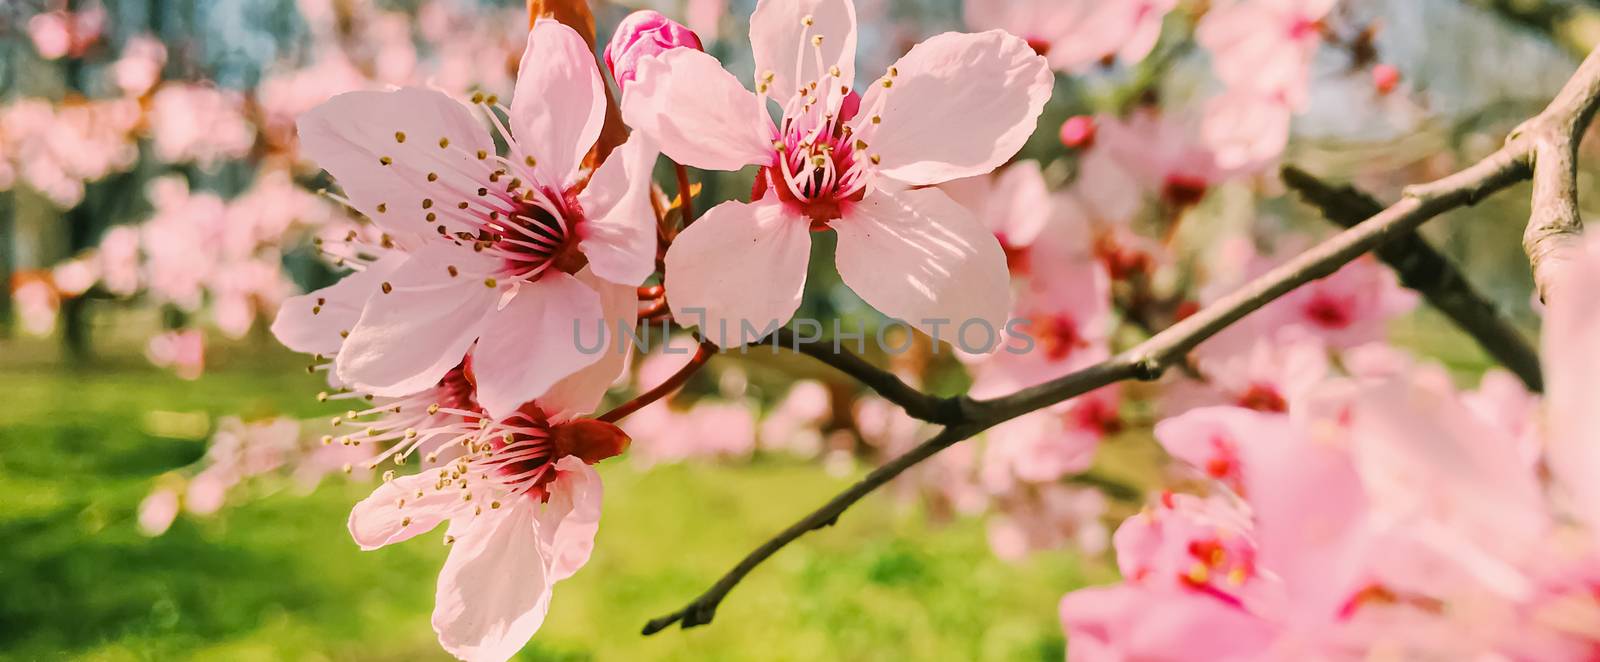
[675,162,695,227]
[597,339,717,423]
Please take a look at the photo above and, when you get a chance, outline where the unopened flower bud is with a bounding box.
[604,10,704,93]
[1059,115,1096,149]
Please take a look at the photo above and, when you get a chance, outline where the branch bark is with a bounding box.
[1281,165,1543,391]
[1523,42,1600,299]
[642,44,1600,635]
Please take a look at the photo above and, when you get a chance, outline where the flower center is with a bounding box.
[1302,294,1353,329]
[1234,383,1288,413]
[750,16,896,228]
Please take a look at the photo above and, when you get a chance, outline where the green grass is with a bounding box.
[0,335,1113,661]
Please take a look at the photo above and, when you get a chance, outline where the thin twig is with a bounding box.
[598,340,717,424]
[1281,165,1544,391]
[642,424,982,635]
[642,44,1600,636]
[769,327,969,425]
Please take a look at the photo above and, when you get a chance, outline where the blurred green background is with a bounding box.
[0,325,1122,661]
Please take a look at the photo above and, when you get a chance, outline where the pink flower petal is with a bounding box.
[576,132,659,287]
[622,48,773,172]
[664,199,811,347]
[536,457,603,583]
[472,273,606,419]
[1544,235,1600,538]
[749,0,858,97]
[539,270,638,419]
[831,187,1010,345]
[271,254,402,356]
[335,247,499,397]
[348,472,469,551]
[511,20,607,187]
[432,502,552,662]
[856,30,1051,186]
[297,87,495,235]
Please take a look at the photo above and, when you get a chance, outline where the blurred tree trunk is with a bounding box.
[59,0,92,362]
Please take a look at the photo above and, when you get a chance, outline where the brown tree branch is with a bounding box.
[1522,45,1600,299]
[641,44,1600,636]
[1281,165,1544,391]
[768,327,970,425]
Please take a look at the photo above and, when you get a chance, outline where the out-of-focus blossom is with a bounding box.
[987,483,1109,561]
[1199,242,1417,358]
[759,379,832,457]
[3,97,141,207]
[137,488,180,536]
[624,400,757,466]
[50,258,98,297]
[1372,63,1401,95]
[111,36,168,97]
[625,0,1052,345]
[685,0,729,44]
[148,84,256,167]
[1199,92,1293,174]
[1059,115,1096,149]
[942,161,1059,276]
[283,21,657,418]
[27,7,105,60]
[1095,108,1252,208]
[13,275,59,337]
[964,0,1177,74]
[857,396,988,520]
[146,329,206,380]
[1197,0,1337,111]
[605,10,704,93]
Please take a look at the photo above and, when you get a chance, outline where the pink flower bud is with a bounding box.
[1371,64,1401,95]
[1059,115,1096,149]
[604,10,704,92]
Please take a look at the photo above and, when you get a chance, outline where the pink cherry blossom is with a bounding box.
[146,329,206,380]
[623,0,1052,344]
[1197,0,1337,111]
[137,488,180,537]
[986,483,1109,561]
[685,0,729,44]
[758,379,832,457]
[604,11,704,93]
[27,6,104,60]
[13,275,60,337]
[1093,108,1233,207]
[1199,242,1417,358]
[111,35,167,97]
[284,20,658,418]
[347,402,625,662]
[964,0,1177,74]
[147,84,256,167]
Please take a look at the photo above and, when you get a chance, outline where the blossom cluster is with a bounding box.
[80,0,1585,659]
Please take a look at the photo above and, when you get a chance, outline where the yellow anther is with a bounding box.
[439,137,450,148]
[484,278,497,288]
[381,282,393,294]
[376,202,387,213]
[427,172,439,182]
[379,156,392,166]
[394,131,407,143]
